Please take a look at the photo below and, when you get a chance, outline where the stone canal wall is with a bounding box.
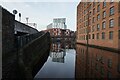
[2,7,15,55]
[1,6,51,80]
[18,32,50,80]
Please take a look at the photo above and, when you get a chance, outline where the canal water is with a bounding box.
[34,42,120,79]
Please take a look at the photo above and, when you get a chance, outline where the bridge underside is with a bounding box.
[15,31,28,36]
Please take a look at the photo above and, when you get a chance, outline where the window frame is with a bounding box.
[103,0,106,8]
[97,5,100,12]
[97,24,100,31]
[109,19,114,28]
[102,32,105,39]
[109,31,113,40]
[97,14,100,20]
[110,6,114,16]
[103,11,106,18]
[97,33,99,39]
[102,21,106,29]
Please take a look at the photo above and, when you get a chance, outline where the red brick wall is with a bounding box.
[77,2,120,50]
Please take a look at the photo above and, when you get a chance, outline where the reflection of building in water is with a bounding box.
[50,52,65,63]
[76,44,120,78]
[51,43,62,52]
[50,43,66,63]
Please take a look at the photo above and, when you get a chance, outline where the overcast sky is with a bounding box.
[0,0,81,31]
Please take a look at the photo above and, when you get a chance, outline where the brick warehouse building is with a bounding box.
[77,1,120,50]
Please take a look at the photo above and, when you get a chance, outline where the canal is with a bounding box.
[34,42,120,79]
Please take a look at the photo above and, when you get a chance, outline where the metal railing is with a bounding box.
[16,31,45,48]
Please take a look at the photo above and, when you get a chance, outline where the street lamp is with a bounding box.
[13,10,17,20]
[13,10,17,15]
[19,13,21,22]
[85,2,91,78]
[26,17,29,24]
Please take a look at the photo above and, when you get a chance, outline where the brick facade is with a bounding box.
[77,1,120,50]
[43,28,74,37]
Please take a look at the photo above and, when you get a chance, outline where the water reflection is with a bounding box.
[34,42,76,78]
[50,43,66,63]
[75,44,120,78]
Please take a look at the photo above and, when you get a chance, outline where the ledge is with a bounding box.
[76,42,120,53]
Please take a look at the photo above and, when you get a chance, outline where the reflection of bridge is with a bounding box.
[1,7,51,80]
[51,35,75,43]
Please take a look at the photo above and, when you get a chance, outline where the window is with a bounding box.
[93,8,95,15]
[102,21,106,29]
[84,16,85,21]
[97,5,100,12]
[97,33,99,39]
[108,59,112,68]
[95,63,99,71]
[89,34,91,39]
[110,7,114,15]
[89,5,92,11]
[92,34,94,39]
[103,0,106,8]
[109,19,114,28]
[86,35,88,40]
[107,71,112,78]
[92,17,95,23]
[89,19,91,25]
[109,31,113,40]
[97,14,100,20]
[102,32,105,39]
[92,26,95,32]
[84,35,85,40]
[93,2,95,7]
[110,0,114,3]
[97,24,100,31]
[101,66,104,75]
[100,56,104,64]
[103,11,106,18]
[84,10,87,14]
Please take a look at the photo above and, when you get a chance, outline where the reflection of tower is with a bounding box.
[26,17,29,24]
[50,43,66,63]
[19,13,21,22]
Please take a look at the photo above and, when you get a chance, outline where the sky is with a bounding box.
[0,0,81,31]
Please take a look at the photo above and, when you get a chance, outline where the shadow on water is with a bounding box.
[75,44,120,79]
[34,42,76,79]
[34,42,120,79]
[32,48,50,78]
